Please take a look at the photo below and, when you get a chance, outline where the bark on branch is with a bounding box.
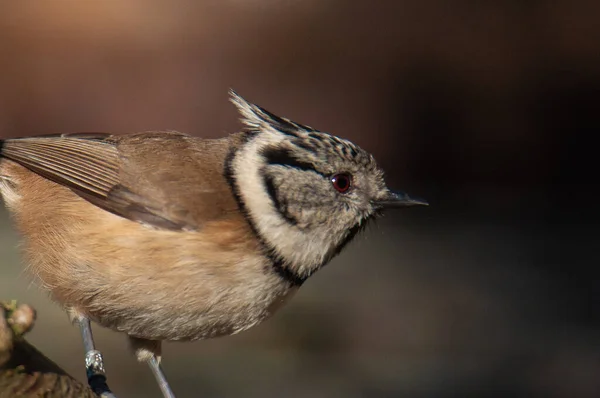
[0,300,97,398]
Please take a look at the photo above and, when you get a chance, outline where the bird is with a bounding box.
[0,91,427,397]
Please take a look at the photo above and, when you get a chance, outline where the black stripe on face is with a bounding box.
[263,172,299,226]
[330,219,369,259]
[261,147,317,173]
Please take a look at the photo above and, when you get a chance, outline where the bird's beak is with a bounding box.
[376,190,429,209]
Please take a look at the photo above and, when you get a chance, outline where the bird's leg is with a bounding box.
[148,355,176,398]
[69,310,117,397]
[129,336,176,398]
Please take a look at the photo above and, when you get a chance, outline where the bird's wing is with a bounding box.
[1,132,238,231]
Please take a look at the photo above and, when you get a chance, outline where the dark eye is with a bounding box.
[331,173,352,193]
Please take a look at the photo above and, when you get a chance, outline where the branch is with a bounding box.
[0,300,98,398]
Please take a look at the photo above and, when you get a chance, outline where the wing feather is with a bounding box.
[1,135,119,198]
[1,132,238,231]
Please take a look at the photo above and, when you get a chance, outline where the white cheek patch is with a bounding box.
[231,130,340,276]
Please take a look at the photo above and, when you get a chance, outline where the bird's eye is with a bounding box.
[331,173,352,193]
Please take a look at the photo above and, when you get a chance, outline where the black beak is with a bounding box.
[377,190,429,209]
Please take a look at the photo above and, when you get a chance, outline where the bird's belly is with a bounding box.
[83,279,298,341]
[27,222,296,341]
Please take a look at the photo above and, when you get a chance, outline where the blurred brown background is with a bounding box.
[1,1,599,397]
